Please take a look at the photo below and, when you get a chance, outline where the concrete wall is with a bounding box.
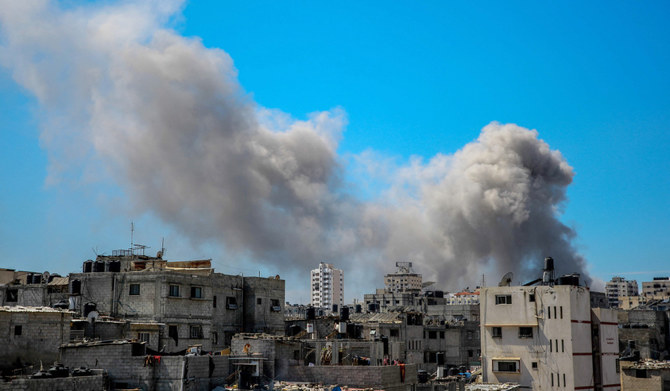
[61,341,231,391]
[0,373,106,391]
[620,362,670,391]
[0,308,71,369]
[285,364,418,391]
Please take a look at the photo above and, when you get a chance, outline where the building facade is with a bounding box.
[605,276,638,308]
[642,277,670,297]
[480,284,619,390]
[384,262,422,293]
[310,262,343,312]
[69,252,285,352]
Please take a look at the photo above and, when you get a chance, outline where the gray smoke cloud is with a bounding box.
[0,0,591,292]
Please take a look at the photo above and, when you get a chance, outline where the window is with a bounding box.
[440,331,445,339]
[169,285,180,297]
[519,327,533,338]
[492,327,502,338]
[390,329,399,337]
[563,373,566,387]
[560,306,563,319]
[213,332,218,344]
[213,295,217,308]
[191,286,203,299]
[257,298,262,305]
[529,293,535,302]
[6,289,18,302]
[547,306,551,319]
[495,360,519,373]
[552,373,554,386]
[553,306,557,319]
[138,332,150,343]
[169,325,178,344]
[495,295,512,305]
[271,299,281,312]
[532,362,538,369]
[129,284,140,295]
[226,296,238,310]
[14,325,22,336]
[561,339,564,352]
[190,325,203,339]
[428,331,437,339]
[468,350,473,357]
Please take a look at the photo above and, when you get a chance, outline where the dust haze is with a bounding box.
[0,0,591,293]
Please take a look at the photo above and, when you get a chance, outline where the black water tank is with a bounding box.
[306,307,316,320]
[355,304,362,313]
[544,257,554,271]
[557,274,580,286]
[83,302,96,317]
[71,280,81,295]
[83,260,93,273]
[108,260,121,272]
[340,306,350,321]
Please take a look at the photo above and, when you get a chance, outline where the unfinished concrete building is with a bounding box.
[0,306,72,370]
[0,268,69,308]
[68,251,285,352]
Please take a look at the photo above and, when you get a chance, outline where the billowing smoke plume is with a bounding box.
[0,0,590,291]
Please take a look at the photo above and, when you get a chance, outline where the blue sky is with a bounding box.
[1,1,669,301]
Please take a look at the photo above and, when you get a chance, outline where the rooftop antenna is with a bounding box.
[498,272,514,287]
[130,222,134,255]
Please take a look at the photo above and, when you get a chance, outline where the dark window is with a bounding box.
[440,331,445,339]
[547,306,551,319]
[563,373,566,387]
[191,286,202,299]
[553,306,557,318]
[6,289,18,302]
[257,298,262,305]
[519,327,533,338]
[169,325,178,344]
[562,339,565,352]
[271,299,281,312]
[468,350,473,357]
[226,296,238,310]
[532,362,538,369]
[529,293,535,302]
[14,325,22,336]
[213,331,218,344]
[129,284,140,295]
[390,329,399,337]
[492,327,502,338]
[495,295,512,305]
[138,332,149,343]
[428,331,437,339]
[190,325,203,339]
[213,295,217,308]
[496,361,518,372]
[560,306,563,319]
[552,373,554,386]
[169,285,180,297]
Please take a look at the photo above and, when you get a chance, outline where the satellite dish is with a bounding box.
[42,271,50,284]
[498,272,514,287]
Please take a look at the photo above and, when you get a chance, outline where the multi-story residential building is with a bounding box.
[69,251,285,352]
[384,262,422,293]
[642,276,670,297]
[310,262,343,312]
[480,282,619,390]
[605,276,638,308]
[447,290,480,305]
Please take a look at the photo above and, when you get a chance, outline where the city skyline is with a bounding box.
[1,1,670,303]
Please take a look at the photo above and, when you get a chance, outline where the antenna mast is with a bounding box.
[131,222,134,255]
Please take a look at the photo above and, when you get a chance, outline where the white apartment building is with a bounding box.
[605,276,638,308]
[447,290,480,305]
[384,262,422,293]
[642,276,670,297]
[480,284,619,390]
[310,262,343,312]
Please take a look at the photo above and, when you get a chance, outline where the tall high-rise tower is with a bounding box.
[310,262,343,311]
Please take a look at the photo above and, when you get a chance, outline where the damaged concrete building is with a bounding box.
[68,251,285,352]
[0,268,69,308]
